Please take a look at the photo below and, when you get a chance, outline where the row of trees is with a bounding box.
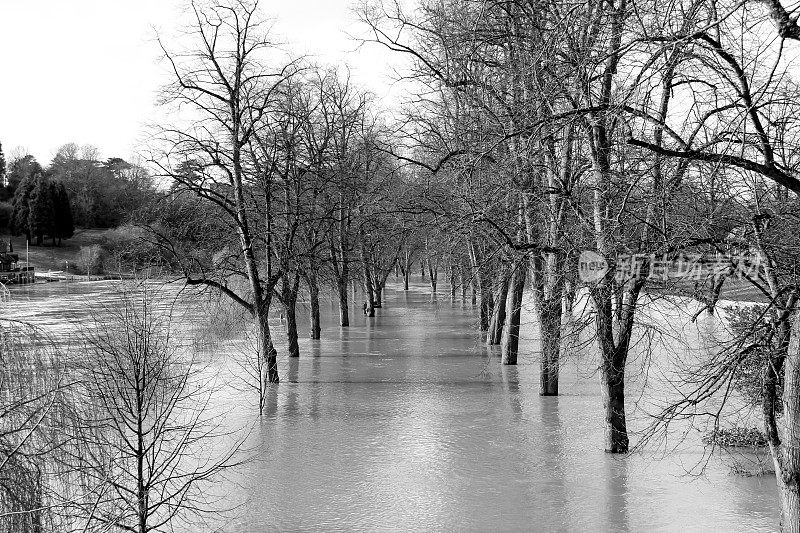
[8,0,800,529]
[142,1,427,402]
[357,0,800,529]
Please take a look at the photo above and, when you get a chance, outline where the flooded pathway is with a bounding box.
[8,279,779,531]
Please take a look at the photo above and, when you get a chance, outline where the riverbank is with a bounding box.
[1,229,112,272]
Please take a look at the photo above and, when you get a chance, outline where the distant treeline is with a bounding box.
[0,142,156,243]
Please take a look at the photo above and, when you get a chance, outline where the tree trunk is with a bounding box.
[480,286,493,330]
[337,277,349,326]
[601,358,628,453]
[257,304,279,385]
[589,273,639,454]
[487,271,510,345]
[771,313,800,532]
[309,274,321,339]
[282,276,300,358]
[501,261,526,365]
[563,279,576,315]
[470,242,494,330]
[459,263,468,300]
[539,301,562,395]
[285,301,299,357]
[428,264,438,293]
[361,242,376,317]
[779,480,800,533]
[403,268,410,290]
[374,266,392,307]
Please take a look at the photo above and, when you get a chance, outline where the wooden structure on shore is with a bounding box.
[0,243,34,284]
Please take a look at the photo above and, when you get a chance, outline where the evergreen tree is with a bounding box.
[10,174,34,241]
[51,181,74,246]
[0,143,8,202]
[0,142,6,187]
[28,173,53,246]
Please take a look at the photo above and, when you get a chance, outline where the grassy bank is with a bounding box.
[1,229,113,273]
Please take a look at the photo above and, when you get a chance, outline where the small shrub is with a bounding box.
[75,244,105,275]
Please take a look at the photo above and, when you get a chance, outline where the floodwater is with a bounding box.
[7,278,780,532]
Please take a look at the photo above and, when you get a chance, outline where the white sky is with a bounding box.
[0,0,403,165]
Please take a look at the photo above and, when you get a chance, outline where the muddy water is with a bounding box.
[8,279,779,531]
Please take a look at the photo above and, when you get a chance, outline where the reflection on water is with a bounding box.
[7,279,779,532]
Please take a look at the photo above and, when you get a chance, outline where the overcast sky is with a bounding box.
[0,0,401,165]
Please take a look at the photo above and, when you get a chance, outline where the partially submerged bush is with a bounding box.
[703,426,768,447]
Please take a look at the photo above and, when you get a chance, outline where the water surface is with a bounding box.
[8,279,779,532]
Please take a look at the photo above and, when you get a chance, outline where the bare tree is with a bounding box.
[150,0,301,383]
[60,284,243,533]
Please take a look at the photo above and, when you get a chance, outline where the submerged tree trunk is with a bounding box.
[307,270,321,339]
[337,276,349,327]
[361,240,376,317]
[256,303,279,385]
[374,281,383,307]
[428,262,438,294]
[487,269,510,345]
[285,303,299,358]
[450,263,457,299]
[539,299,562,395]
[281,275,301,358]
[401,252,413,290]
[601,355,628,453]
[459,262,468,300]
[501,260,526,365]
[374,264,392,308]
[470,241,494,331]
[593,288,636,453]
